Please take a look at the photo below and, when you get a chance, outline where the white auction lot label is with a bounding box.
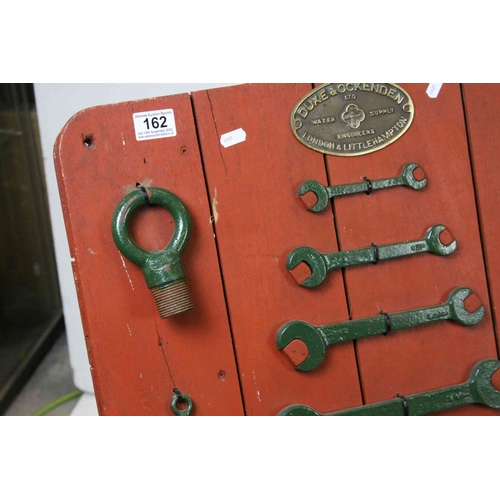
[220,128,246,148]
[133,108,177,141]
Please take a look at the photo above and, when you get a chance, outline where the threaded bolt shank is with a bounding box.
[151,279,194,318]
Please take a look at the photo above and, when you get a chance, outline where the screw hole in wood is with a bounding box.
[83,134,94,148]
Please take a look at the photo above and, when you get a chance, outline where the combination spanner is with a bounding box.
[299,163,426,212]
[276,287,484,372]
[278,359,500,415]
[287,224,457,288]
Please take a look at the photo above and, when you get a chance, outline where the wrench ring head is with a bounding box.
[278,405,321,416]
[401,163,427,190]
[468,359,500,408]
[447,287,485,326]
[287,247,328,288]
[298,180,329,212]
[425,224,457,256]
[276,320,327,372]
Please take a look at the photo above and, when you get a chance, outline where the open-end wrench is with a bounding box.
[278,359,500,415]
[287,224,457,288]
[299,163,426,212]
[276,287,484,372]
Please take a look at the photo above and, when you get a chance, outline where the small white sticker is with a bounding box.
[426,83,443,98]
[133,109,177,141]
[220,128,246,148]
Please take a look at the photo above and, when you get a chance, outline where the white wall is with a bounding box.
[34,84,234,393]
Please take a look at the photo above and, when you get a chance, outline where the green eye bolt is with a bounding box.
[112,186,193,318]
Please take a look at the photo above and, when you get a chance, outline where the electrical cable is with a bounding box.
[33,390,83,416]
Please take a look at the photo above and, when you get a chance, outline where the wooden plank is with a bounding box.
[323,83,499,415]
[54,94,244,415]
[192,84,363,416]
[463,84,500,354]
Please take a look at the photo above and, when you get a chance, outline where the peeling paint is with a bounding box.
[87,248,97,255]
[212,187,219,223]
[120,255,135,290]
[121,132,126,154]
[252,370,261,401]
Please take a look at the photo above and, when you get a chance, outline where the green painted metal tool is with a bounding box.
[299,163,426,212]
[170,389,193,416]
[276,287,484,372]
[288,224,456,288]
[112,185,193,318]
[278,359,500,415]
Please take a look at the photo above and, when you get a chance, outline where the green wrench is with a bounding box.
[278,359,500,415]
[299,163,426,212]
[276,287,484,372]
[287,224,457,288]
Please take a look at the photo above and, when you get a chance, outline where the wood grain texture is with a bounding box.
[54,94,244,415]
[192,84,363,416]
[463,83,500,354]
[322,83,499,415]
[54,84,499,417]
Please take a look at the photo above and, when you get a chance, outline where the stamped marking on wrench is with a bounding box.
[276,287,484,372]
[288,224,457,288]
[278,359,500,415]
[299,163,426,212]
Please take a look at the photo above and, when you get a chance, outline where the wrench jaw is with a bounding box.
[401,163,427,190]
[468,360,500,408]
[298,180,329,212]
[278,405,321,416]
[447,287,485,326]
[276,321,327,372]
[287,247,327,288]
[425,225,458,256]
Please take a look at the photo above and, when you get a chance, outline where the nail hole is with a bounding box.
[218,370,226,380]
[83,134,94,148]
[180,146,188,156]
[143,157,147,164]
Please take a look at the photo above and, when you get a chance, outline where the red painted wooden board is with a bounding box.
[54,94,244,415]
[463,83,500,353]
[192,84,363,416]
[323,83,499,415]
[55,84,500,416]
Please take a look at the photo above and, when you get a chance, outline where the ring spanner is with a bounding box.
[299,163,426,212]
[288,224,457,288]
[278,359,500,415]
[276,287,484,372]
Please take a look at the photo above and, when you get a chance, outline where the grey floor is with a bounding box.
[5,332,81,416]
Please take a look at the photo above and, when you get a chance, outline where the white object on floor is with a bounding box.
[70,392,99,416]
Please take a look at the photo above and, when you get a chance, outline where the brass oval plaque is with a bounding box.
[291,83,414,156]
